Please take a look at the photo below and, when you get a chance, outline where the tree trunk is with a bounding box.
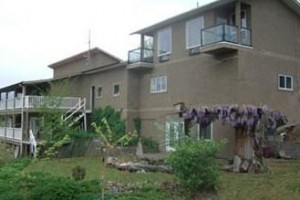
[250,133,264,172]
[235,128,265,173]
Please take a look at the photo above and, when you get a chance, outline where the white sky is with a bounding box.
[0,0,215,88]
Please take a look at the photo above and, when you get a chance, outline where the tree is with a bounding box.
[181,104,287,172]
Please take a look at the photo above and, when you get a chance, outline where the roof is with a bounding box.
[131,0,300,35]
[131,0,235,35]
[48,47,123,69]
[0,78,52,91]
[282,0,300,15]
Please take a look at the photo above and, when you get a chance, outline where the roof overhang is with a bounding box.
[131,0,235,36]
[48,47,123,69]
[281,0,300,16]
[0,78,52,92]
[131,0,300,36]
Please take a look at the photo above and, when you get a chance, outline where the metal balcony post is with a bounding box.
[235,0,241,44]
[140,35,145,62]
[222,24,225,42]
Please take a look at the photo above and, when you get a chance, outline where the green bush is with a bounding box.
[90,106,126,140]
[0,159,101,200]
[167,138,221,192]
[72,165,86,180]
[0,142,14,166]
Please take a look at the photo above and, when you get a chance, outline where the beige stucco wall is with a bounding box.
[236,0,300,121]
[49,0,300,156]
[127,0,300,155]
[53,52,119,78]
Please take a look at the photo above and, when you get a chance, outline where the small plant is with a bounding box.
[72,165,86,181]
[167,138,221,193]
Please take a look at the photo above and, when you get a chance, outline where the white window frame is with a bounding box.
[150,76,167,94]
[165,121,184,152]
[157,27,172,56]
[278,74,293,91]
[96,86,103,98]
[112,83,120,97]
[186,16,204,49]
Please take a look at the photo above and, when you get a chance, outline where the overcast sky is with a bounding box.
[0,0,215,88]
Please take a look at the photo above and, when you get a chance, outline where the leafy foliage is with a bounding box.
[133,117,142,136]
[181,104,287,172]
[72,165,86,181]
[0,159,101,200]
[90,106,126,140]
[91,118,137,148]
[167,138,221,192]
[0,142,14,166]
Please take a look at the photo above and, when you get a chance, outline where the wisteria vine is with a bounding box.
[182,104,287,135]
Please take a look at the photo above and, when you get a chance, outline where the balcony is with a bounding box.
[0,96,82,112]
[127,48,154,70]
[201,24,251,54]
[0,127,22,142]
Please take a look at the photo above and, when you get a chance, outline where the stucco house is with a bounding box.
[1,0,300,157]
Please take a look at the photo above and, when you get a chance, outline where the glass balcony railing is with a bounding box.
[128,48,153,64]
[201,24,252,47]
[202,24,238,46]
[241,27,251,46]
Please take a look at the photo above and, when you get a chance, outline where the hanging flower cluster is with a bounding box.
[182,104,287,134]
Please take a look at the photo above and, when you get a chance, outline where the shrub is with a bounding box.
[0,142,14,166]
[167,138,221,192]
[90,106,126,140]
[72,165,86,180]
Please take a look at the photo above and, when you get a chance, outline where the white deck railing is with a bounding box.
[0,96,81,111]
[0,127,22,141]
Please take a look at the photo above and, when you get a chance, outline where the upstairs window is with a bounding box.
[186,16,204,49]
[157,27,172,56]
[112,84,120,96]
[278,74,293,91]
[150,76,167,93]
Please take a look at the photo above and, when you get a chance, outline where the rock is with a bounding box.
[240,159,250,173]
[106,156,117,167]
[279,150,292,159]
[233,155,242,173]
[221,164,233,172]
[136,139,144,157]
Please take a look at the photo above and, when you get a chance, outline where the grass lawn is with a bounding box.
[23,156,176,184]
[24,157,300,200]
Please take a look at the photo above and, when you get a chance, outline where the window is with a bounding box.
[199,123,213,140]
[190,123,213,140]
[112,84,120,96]
[186,16,204,49]
[97,87,102,98]
[278,74,293,91]
[165,121,184,151]
[157,27,172,56]
[150,76,167,93]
